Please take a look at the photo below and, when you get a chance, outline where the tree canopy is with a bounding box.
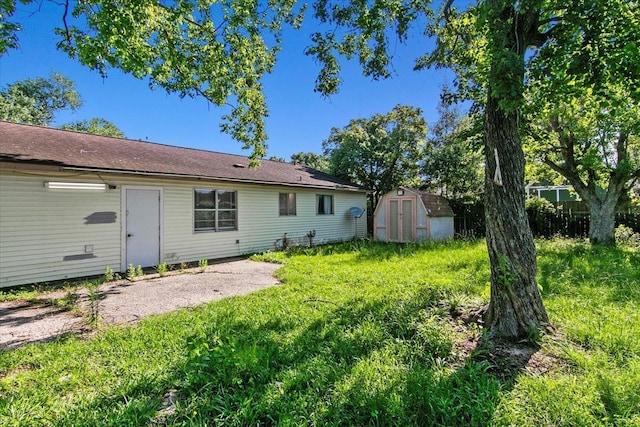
[0,72,125,136]
[521,1,640,245]
[290,151,330,172]
[1,0,305,165]
[61,117,125,137]
[322,104,427,211]
[0,72,81,125]
[525,85,640,244]
[422,97,483,201]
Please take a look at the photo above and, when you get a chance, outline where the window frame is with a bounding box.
[316,194,334,215]
[279,192,297,216]
[194,188,238,232]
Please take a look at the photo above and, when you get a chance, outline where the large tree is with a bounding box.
[0,72,81,125]
[522,0,640,245]
[308,0,551,338]
[323,105,427,213]
[0,73,125,136]
[525,92,640,245]
[5,0,637,340]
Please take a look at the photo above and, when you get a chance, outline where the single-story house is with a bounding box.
[373,186,454,242]
[0,121,367,288]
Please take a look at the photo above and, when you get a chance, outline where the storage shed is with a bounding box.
[373,187,454,242]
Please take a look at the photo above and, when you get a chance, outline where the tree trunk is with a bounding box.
[483,95,549,340]
[557,169,626,246]
[586,193,620,245]
[481,1,549,340]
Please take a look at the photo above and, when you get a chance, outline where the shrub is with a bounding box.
[615,224,640,249]
[526,197,558,237]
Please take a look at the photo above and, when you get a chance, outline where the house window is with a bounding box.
[316,194,334,215]
[279,193,297,216]
[194,189,237,232]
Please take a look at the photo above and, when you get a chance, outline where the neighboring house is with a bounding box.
[373,187,454,243]
[0,121,367,288]
[525,184,580,203]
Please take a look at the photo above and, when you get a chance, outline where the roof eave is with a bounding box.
[61,166,368,192]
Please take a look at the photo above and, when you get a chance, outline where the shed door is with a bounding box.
[388,198,414,242]
[125,189,161,268]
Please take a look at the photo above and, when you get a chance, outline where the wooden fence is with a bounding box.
[452,201,640,239]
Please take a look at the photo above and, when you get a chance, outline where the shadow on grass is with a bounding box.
[145,293,535,425]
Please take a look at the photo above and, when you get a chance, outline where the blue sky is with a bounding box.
[0,2,454,160]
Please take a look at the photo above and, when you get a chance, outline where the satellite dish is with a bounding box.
[349,207,365,218]
[349,207,365,239]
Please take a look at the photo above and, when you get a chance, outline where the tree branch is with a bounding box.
[61,0,71,45]
[443,0,455,22]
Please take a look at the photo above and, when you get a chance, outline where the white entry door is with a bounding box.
[125,188,161,268]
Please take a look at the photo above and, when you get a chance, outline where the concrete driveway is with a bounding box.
[0,259,281,350]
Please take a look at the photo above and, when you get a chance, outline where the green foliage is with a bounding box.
[0,0,24,55]
[127,263,136,279]
[198,259,208,273]
[127,263,144,280]
[322,104,427,209]
[4,0,304,165]
[0,72,81,125]
[60,117,125,137]
[104,265,114,282]
[615,225,640,250]
[156,262,169,277]
[86,281,102,326]
[289,151,330,172]
[307,0,433,96]
[525,196,558,237]
[521,1,640,244]
[1,240,639,425]
[423,95,484,200]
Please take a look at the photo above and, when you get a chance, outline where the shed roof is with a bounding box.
[0,121,365,191]
[401,187,455,217]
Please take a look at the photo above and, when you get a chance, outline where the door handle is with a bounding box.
[127,233,134,237]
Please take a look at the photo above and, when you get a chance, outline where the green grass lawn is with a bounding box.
[1,239,639,426]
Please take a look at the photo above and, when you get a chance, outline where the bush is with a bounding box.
[615,224,640,249]
[526,197,558,237]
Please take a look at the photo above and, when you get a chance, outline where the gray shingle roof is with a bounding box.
[0,121,365,191]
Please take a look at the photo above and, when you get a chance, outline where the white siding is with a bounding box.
[0,173,121,288]
[162,184,367,264]
[0,169,367,288]
[430,217,454,241]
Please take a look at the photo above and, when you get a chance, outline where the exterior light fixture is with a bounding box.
[396,188,405,196]
[44,182,107,190]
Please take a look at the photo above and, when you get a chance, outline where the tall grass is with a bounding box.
[1,239,638,426]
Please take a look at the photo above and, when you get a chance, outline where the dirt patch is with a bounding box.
[0,259,281,351]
